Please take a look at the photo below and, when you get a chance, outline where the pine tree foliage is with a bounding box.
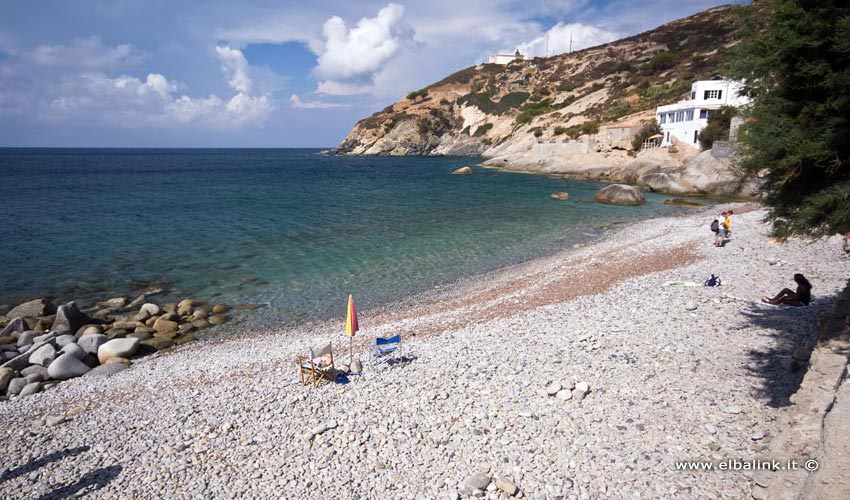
[728,0,850,237]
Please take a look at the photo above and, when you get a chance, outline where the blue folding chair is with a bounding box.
[372,334,401,366]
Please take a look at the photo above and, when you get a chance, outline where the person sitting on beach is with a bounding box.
[762,274,812,307]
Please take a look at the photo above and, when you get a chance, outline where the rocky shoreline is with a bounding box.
[0,206,847,499]
[0,295,244,400]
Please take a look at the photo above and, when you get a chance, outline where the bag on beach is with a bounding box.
[704,274,721,287]
[710,220,719,233]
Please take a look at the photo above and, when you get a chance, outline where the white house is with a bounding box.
[655,79,750,147]
[489,50,525,65]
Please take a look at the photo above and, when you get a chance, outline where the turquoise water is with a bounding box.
[0,148,700,329]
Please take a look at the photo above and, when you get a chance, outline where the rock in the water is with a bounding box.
[496,477,518,496]
[2,318,30,337]
[0,367,15,393]
[29,343,57,367]
[594,184,646,206]
[85,363,129,378]
[19,381,42,396]
[78,334,108,355]
[211,304,229,314]
[641,172,690,196]
[663,198,705,208]
[97,337,139,364]
[47,353,91,380]
[6,299,55,320]
[452,166,472,175]
[550,192,569,200]
[208,314,228,325]
[51,302,88,333]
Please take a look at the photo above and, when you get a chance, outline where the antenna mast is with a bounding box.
[569,32,573,53]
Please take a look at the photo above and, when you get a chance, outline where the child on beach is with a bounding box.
[762,274,812,307]
[714,211,728,247]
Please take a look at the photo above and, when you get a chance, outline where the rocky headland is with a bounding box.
[1,206,847,499]
[333,5,762,198]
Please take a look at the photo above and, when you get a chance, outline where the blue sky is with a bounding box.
[0,0,733,147]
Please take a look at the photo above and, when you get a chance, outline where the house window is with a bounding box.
[660,114,666,124]
[699,109,709,119]
[686,109,694,121]
[691,91,696,100]
[704,90,722,100]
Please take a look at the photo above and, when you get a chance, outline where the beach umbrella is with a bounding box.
[345,294,359,362]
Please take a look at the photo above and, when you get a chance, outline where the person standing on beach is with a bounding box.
[714,211,728,247]
[723,210,733,239]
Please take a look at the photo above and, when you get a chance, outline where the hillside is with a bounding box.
[333,5,762,197]
[336,5,745,156]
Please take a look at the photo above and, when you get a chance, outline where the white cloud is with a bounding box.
[29,36,141,69]
[44,72,271,128]
[0,37,273,130]
[517,22,621,57]
[215,45,252,93]
[315,3,412,93]
[289,94,348,109]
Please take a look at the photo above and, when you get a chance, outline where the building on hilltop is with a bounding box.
[655,78,750,147]
[489,50,526,65]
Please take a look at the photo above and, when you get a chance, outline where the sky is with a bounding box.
[0,0,734,148]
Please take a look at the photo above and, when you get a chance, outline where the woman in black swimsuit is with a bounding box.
[762,274,812,307]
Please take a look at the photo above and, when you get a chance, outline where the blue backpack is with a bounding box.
[704,274,721,287]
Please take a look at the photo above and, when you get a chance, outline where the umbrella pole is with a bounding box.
[349,336,353,364]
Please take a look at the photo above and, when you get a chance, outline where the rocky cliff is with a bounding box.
[334,4,760,197]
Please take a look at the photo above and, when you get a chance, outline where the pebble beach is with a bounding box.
[1,205,848,500]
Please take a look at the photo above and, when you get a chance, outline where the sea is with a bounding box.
[0,148,704,332]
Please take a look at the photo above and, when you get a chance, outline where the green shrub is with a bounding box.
[516,99,552,124]
[553,126,567,135]
[648,51,676,71]
[631,119,662,151]
[473,123,493,137]
[458,92,529,115]
[698,106,736,150]
[532,127,544,138]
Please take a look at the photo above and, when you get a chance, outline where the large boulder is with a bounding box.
[0,367,15,393]
[60,342,87,360]
[153,317,179,334]
[51,302,89,334]
[1,318,29,337]
[6,299,55,320]
[16,330,39,348]
[78,334,108,355]
[47,353,92,380]
[29,343,57,367]
[97,338,139,364]
[641,172,691,196]
[19,381,42,397]
[54,335,77,348]
[6,377,28,395]
[594,184,646,206]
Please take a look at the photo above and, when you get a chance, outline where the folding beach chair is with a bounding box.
[371,334,401,367]
[297,343,335,388]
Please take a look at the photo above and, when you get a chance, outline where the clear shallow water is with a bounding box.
[0,148,702,329]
